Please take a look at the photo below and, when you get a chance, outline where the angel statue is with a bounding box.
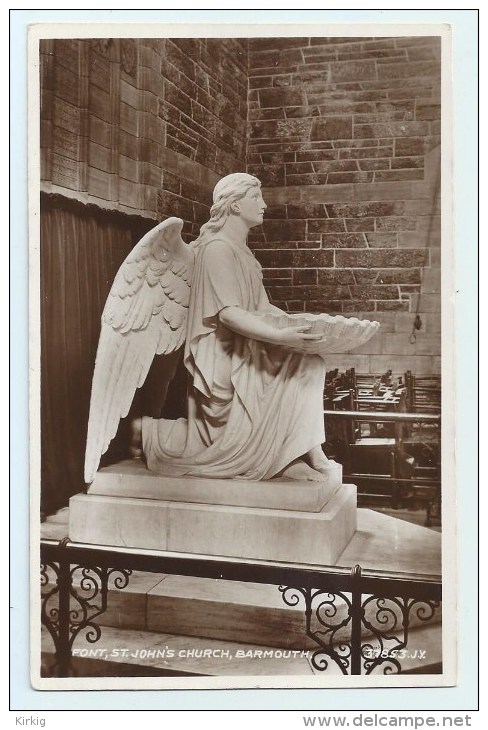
[84,172,379,485]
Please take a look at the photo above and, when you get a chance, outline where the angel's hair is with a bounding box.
[193,172,261,248]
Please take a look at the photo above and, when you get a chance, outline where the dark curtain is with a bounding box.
[40,196,158,516]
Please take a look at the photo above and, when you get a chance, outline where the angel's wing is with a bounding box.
[84,217,194,483]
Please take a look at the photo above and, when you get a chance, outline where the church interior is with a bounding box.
[39,34,443,679]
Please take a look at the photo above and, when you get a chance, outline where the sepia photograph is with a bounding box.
[29,20,456,691]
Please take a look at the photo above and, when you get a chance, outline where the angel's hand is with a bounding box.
[275,325,327,352]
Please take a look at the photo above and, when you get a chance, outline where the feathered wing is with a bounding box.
[84,217,194,483]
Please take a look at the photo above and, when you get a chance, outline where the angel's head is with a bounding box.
[212,172,261,208]
[195,173,264,246]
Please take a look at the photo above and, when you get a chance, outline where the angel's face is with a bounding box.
[233,187,267,228]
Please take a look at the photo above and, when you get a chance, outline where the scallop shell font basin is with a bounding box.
[257,311,380,356]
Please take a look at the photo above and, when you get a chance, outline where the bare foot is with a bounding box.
[306,445,333,474]
[278,458,327,482]
[130,417,143,458]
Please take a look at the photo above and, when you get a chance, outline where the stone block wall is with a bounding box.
[40,37,248,240]
[247,37,441,375]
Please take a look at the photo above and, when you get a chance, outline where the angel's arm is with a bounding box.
[257,281,286,315]
[219,306,323,351]
[267,303,286,315]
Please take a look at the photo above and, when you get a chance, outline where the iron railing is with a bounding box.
[41,538,441,678]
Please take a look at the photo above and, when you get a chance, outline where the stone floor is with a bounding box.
[374,506,441,532]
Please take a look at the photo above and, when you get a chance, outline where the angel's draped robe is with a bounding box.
[142,238,326,480]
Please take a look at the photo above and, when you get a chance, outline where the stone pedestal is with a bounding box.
[69,460,357,565]
[87,458,343,512]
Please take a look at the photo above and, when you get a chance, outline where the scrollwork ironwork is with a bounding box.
[279,583,440,675]
[279,586,352,674]
[68,566,132,650]
[279,585,306,608]
[360,595,440,674]
[40,554,131,676]
[40,561,61,657]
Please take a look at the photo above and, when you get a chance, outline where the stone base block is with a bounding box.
[145,572,442,649]
[146,575,311,648]
[69,484,357,565]
[87,459,343,513]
